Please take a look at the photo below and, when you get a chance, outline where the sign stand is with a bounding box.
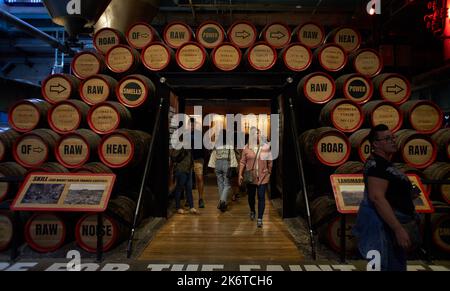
[340,214,346,263]
[96,213,104,262]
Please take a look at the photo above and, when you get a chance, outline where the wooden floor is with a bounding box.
[139,176,304,264]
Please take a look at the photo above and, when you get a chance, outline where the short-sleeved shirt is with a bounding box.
[364,154,415,216]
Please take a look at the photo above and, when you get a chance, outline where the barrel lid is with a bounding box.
[163,22,193,49]
[88,103,121,135]
[261,22,291,49]
[8,100,42,133]
[228,21,257,49]
[247,42,277,71]
[408,101,443,134]
[42,74,74,104]
[13,133,49,168]
[295,22,325,49]
[141,42,172,71]
[352,48,383,78]
[317,44,347,72]
[282,43,312,72]
[117,75,151,108]
[342,74,373,104]
[94,28,123,55]
[330,27,361,53]
[99,131,135,168]
[301,72,336,104]
[106,45,136,74]
[328,100,364,133]
[401,136,437,169]
[176,42,207,71]
[377,74,411,105]
[48,101,83,134]
[314,129,350,167]
[80,75,112,105]
[24,213,66,253]
[196,21,226,49]
[75,214,117,253]
[432,214,450,253]
[126,22,157,50]
[211,42,242,71]
[0,211,13,251]
[56,133,90,168]
[71,51,102,80]
[371,103,403,133]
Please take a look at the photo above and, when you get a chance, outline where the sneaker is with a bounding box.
[199,199,205,208]
[250,212,256,221]
[219,201,227,212]
[189,208,198,215]
[257,219,263,228]
[177,209,185,214]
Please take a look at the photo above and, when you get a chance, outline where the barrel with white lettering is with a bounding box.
[106,45,141,74]
[8,99,51,133]
[56,129,101,169]
[430,203,450,253]
[87,101,132,135]
[48,100,90,134]
[432,129,450,161]
[0,128,20,162]
[335,74,373,104]
[319,99,364,133]
[141,42,174,72]
[72,162,113,174]
[99,129,151,169]
[176,42,208,71]
[13,129,59,168]
[395,129,437,169]
[260,22,291,49]
[279,43,312,72]
[211,42,242,71]
[25,213,66,253]
[126,22,160,50]
[0,209,14,251]
[373,73,411,105]
[362,101,403,132]
[0,162,26,203]
[245,42,277,71]
[349,129,371,162]
[394,163,430,196]
[400,100,443,135]
[335,161,364,174]
[227,21,257,49]
[116,74,156,108]
[299,127,350,167]
[42,74,80,104]
[163,22,194,49]
[315,44,348,72]
[71,51,106,80]
[424,163,450,204]
[28,162,69,174]
[349,48,383,78]
[292,22,325,49]
[94,28,126,55]
[325,26,361,53]
[318,215,358,253]
[196,21,226,49]
[297,72,336,104]
[80,74,117,106]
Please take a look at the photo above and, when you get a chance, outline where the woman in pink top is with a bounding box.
[238,127,273,228]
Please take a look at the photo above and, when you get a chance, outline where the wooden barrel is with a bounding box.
[335,161,364,174]
[431,203,450,253]
[0,162,27,203]
[227,20,257,49]
[28,162,69,173]
[362,101,403,132]
[8,99,51,133]
[163,21,194,49]
[42,74,80,104]
[245,42,277,71]
[87,101,132,135]
[99,129,151,169]
[318,215,358,253]
[211,42,242,71]
[196,20,226,49]
[175,42,208,71]
[314,43,348,72]
[279,43,312,72]
[106,45,141,74]
[80,74,118,106]
[395,129,437,169]
[349,48,383,78]
[335,74,374,104]
[394,162,430,196]
[424,163,450,204]
[319,99,364,133]
[299,127,350,167]
[141,42,174,72]
[13,129,60,168]
[373,73,411,105]
[71,51,106,80]
[292,22,325,49]
[400,100,443,135]
[432,129,450,161]
[259,22,291,49]
[310,196,338,228]
[297,72,336,104]
[0,128,20,162]
[93,27,126,55]
[325,26,362,53]
[126,22,160,50]
[349,129,371,162]
[116,74,156,108]
[75,195,136,253]
[73,162,113,174]
[48,100,90,134]
[55,129,101,169]
[0,209,14,251]
[24,213,66,253]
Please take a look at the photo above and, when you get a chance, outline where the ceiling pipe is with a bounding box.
[0,9,76,55]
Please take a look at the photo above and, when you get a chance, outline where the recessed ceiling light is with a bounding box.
[296,5,302,9]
